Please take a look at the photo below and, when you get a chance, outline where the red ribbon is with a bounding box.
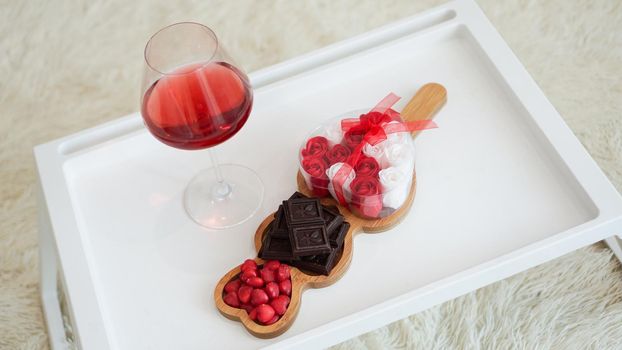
[331,93,438,206]
[372,92,401,114]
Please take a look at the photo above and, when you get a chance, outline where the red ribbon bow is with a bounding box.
[331,93,437,206]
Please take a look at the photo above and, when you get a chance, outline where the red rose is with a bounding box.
[326,144,351,165]
[359,111,392,129]
[349,176,383,218]
[301,136,329,159]
[355,156,380,178]
[301,157,329,197]
[343,125,367,150]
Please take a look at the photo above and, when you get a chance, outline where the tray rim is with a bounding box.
[34,0,622,348]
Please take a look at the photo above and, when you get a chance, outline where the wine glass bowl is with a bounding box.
[141,23,253,150]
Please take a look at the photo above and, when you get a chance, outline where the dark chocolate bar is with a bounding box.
[283,198,324,227]
[291,247,341,276]
[269,228,290,239]
[322,206,344,237]
[289,191,308,200]
[289,224,331,257]
[260,192,349,276]
[258,235,294,261]
[274,205,286,229]
[269,205,289,239]
[329,222,349,249]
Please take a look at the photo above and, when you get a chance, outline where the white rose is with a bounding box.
[323,122,344,147]
[326,162,355,203]
[362,140,389,168]
[379,167,411,209]
[384,142,415,176]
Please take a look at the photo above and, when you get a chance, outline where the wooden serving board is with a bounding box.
[214,83,446,338]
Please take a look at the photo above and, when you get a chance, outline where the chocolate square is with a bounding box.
[269,205,289,239]
[266,225,289,239]
[322,206,344,237]
[284,198,324,227]
[289,224,331,257]
[258,235,294,261]
[289,191,308,200]
[329,222,350,249]
[274,205,286,228]
[291,248,340,276]
[269,228,290,239]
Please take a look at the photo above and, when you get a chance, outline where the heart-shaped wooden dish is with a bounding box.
[214,83,446,338]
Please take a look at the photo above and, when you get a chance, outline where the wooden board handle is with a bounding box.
[401,82,447,137]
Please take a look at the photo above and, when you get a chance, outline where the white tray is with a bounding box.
[35,0,622,349]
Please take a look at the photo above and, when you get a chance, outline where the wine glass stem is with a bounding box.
[208,149,232,200]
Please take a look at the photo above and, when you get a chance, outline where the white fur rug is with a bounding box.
[1,0,621,349]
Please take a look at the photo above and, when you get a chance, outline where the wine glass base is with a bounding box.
[183,164,264,230]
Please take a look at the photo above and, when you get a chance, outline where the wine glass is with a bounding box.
[141,22,263,229]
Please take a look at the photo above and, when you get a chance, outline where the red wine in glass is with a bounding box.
[142,62,253,150]
[141,22,263,229]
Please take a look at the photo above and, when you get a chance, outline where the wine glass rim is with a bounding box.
[144,22,219,76]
